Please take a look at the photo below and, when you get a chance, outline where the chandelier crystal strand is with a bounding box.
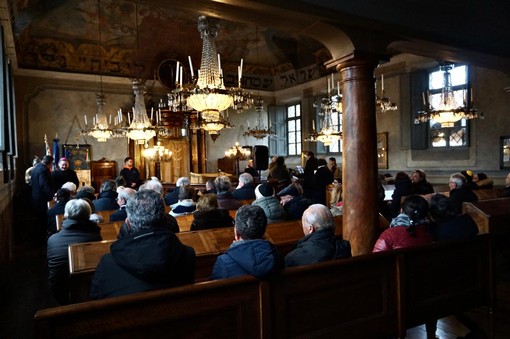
[87,94,112,142]
[126,79,156,144]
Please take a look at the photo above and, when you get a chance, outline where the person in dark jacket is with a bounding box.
[232,173,256,200]
[303,151,319,197]
[47,198,102,304]
[90,190,195,299]
[31,155,55,241]
[411,169,434,195]
[210,205,283,280]
[51,157,79,190]
[119,157,141,189]
[448,172,478,215]
[277,182,312,220]
[268,156,291,185]
[244,159,259,178]
[215,175,242,210]
[428,194,479,241]
[190,194,234,231]
[47,188,71,234]
[164,176,190,206]
[311,158,334,205]
[109,187,136,222]
[75,185,96,201]
[389,171,414,218]
[93,179,118,212]
[285,204,351,267]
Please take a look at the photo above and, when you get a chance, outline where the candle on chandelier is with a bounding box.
[337,81,340,96]
[422,92,426,105]
[179,65,183,86]
[188,56,194,78]
[175,61,180,84]
[84,115,88,126]
[151,107,154,121]
[109,115,112,125]
[127,112,131,125]
[470,88,474,105]
[217,54,222,73]
[381,74,384,91]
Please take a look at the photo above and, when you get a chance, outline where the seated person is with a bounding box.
[210,205,283,279]
[93,180,118,212]
[47,198,102,304]
[373,195,434,252]
[277,182,312,220]
[244,159,259,178]
[75,185,96,201]
[164,176,190,206]
[215,175,242,210]
[169,185,197,217]
[198,179,217,197]
[232,173,256,200]
[190,193,234,231]
[109,187,136,222]
[252,183,286,223]
[285,204,351,267]
[47,188,71,234]
[411,169,434,195]
[61,181,77,197]
[461,170,478,190]
[449,172,478,215]
[90,190,195,299]
[473,172,494,189]
[389,171,414,218]
[428,193,479,242]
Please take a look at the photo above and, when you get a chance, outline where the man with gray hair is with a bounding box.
[47,198,102,304]
[232,172,256,200]
[164,176,190,206]
[91,190,195,299]
[448,172,478,215]
[109,187,136,222]
[285,204,351,267]
[215,175,242,210]
[210,205,283,279]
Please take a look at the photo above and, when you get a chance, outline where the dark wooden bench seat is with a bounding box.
[36,234,495,338]
[463,197,510,235]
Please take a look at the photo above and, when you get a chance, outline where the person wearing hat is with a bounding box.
[277,182,312,220]
[460,170,478,190]
[52,157,79,190]
[252,183,286,223]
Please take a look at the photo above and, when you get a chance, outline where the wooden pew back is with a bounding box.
[36,276,264,339]
[463,197,510,234]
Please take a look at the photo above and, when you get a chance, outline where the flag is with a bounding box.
[52,137,60,171]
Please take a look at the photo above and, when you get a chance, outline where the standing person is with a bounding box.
[31,155,55,241]
[303,151,319,197]
[90,190,195,299]
[285,204,351,267]
[268,156,291,184]
[210,205,284,280]
[410,169,434,195]
[311,158,334,206]
[47,198,102,304]
[448,172,478,215]
[51,157,79,190]
[119,157,141,190]
[244,159,259,179]
[328,157,341,181]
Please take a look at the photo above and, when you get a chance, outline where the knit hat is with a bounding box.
[255,184,274,199]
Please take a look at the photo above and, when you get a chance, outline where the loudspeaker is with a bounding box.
[253,145,269,171]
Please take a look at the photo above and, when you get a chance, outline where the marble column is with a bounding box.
[338,57,380,256]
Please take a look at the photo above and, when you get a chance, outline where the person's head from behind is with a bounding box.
[196,193,219,212]
[394,171,410,183]
[64,198,91,221]
[255,183,274,200]
[124,157,133,168]
[306,151,315,159]
[126,190,165,232]
[61,181,77,194]
[141,178,164,196]
[276,156,285,167]
[117,187,136,206]
[238,173,253,188]
[178,185,195,201]
[55,188,71,203]
[42,155,54,168]
[449,172,466,190]
[100,179,116,193]
[32,156,41,166]
[401,195,429,223]
[429,194,455,222]
[411,169,426,183]
[76,185,95,200]
[473,173,487,182]
[176,176,191,187]
[205,179,215,191]
[317,158,327,167]
[301,204,334,236]
[214,175,231,193]
[234,205,267,241]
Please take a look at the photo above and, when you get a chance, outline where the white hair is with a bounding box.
[61,182,77,193]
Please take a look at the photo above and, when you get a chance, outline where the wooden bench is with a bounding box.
[462,197,510,235]
[37,234,495,338]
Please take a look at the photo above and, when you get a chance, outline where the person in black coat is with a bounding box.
[389,171,414,218]
[119,157,141,189]
[232,173,256,200]
[303,151,319,197]
[109,187,136,222]
[190,194,234,231]
[448,172,478,215]
[91,190,195,299]
[93,180,118,212]
[164,176,190,206]
[47,188,71,234]
[311,158,334,205]
[47,198,102,304]
[51,157,79,190]
[31,155,55,241]
[411,169,434,195]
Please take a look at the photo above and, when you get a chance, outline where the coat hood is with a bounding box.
[226,240,280,278]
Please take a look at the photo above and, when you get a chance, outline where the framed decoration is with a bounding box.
[62,144,92,186]
[377,132,388,169]
[500,136,510,169]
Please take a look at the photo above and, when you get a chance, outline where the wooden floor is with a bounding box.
[1,203,510,338]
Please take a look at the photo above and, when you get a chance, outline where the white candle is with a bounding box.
[247,120,250,128]
[337,81,340,96]
[327,77,331,93]
[159,109,162,123]
[151,107,154,121]
[470,88,474,105]
[188,56,194,78]
[84,115,88,126]
[128,112,131,125]
[109,115,112,125]
[238,66,241,82]
[240,59,243,77]
[175,61,180,83]
[422,92,426,105]
[217,54,221,72]
[312,119,315,131]
[381,74,384,91]
[179,65,183,86]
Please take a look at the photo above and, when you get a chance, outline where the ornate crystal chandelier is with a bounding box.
[186,16,252,132]
[243,97,276,139]
[415,64,483,127]
[124,79,156,144]
[376,74,397,113]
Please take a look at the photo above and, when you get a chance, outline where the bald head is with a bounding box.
[301,204,334,235]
